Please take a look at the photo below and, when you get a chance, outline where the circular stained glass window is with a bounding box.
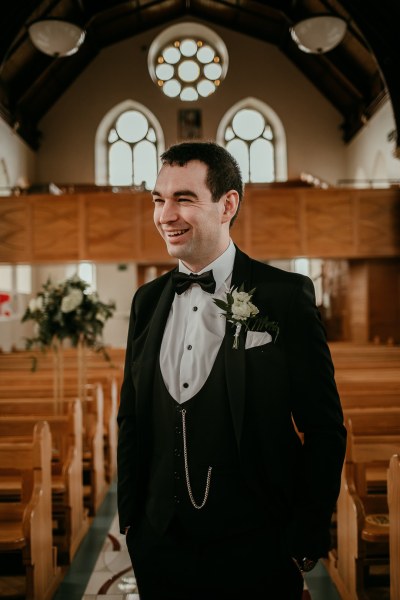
[163,45,181,64]
[163,79,181,97]
[232,109,265,141]
[116,110,148,143]
[180,87,198,101]
[197,45,215,63]
[178,60,201,82]
[180,39,198,57]
[197,79,215,97]
[148,23,228,101]
[155,63,174,80]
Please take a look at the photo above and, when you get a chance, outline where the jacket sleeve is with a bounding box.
[283,275,346,559]
[117,294,138,534]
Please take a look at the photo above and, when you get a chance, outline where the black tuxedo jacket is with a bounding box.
[117,247,346,558]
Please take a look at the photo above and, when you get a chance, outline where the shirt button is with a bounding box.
[183,382,189,389]
[193,306,198,312]
[187,345,192,350]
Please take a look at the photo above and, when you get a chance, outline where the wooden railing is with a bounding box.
[1,186,399,263]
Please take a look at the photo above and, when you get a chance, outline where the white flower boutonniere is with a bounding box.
[213,284,279,349]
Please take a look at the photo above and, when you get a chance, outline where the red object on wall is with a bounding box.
[0,293,11,316]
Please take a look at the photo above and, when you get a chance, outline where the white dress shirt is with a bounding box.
[160,240,236,403]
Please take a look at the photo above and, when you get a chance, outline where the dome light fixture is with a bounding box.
[28,17,86,57]
[148,23,228,101]
[290,15,347,54]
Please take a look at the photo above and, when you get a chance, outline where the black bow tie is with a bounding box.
[172,270,216,295]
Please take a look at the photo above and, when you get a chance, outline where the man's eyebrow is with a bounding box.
[151,189,198,199]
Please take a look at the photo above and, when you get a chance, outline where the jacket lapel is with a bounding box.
[225,248,253,449]
[136,271,176,422]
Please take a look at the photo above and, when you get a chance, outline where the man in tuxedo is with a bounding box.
[117,142,346,599]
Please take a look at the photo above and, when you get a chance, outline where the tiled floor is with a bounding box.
[55,481,341,600]
[81,513,138,600]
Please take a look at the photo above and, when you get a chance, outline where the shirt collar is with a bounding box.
[178,240,236,292]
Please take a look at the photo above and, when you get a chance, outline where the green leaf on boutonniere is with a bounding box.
[213,284,279,349]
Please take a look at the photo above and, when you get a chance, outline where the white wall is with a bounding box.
[345,99,400,184]
[36,18,346,185]
[96,262,137,347]
[0,118,35,190]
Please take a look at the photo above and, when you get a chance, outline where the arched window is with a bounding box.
[217,97,287,183]
[95,100,164,190]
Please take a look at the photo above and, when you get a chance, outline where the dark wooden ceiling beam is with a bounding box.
[340,0,400,154]
[0,0,396,154]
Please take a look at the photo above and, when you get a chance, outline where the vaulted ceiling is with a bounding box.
[0,0,398,154]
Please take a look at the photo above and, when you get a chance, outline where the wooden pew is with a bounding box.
[329,343,400,371]
[324,343,400,598]
[0,381,107,515]
[333,417,400,600]
[0,421,62,600]
[0,371,117,484]
[329,343,400,405]
[344,406,400,496]
[388,454,400,600]
[0,401,89,563]
[0,347,122,483]
[81,384,108,513]
[0,346,125,374]
[102,376,118,482]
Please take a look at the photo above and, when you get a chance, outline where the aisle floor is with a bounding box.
[55,482,341,600]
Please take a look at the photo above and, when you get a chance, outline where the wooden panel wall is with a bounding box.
[346,258,400,344]
[1,187,399,263]
[0,198,31,262]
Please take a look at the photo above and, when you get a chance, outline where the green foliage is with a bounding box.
[21,274,116,352]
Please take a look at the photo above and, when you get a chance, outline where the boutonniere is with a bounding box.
[213,284,279,350]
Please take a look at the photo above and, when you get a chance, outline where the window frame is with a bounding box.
[95,99,164,187]
[217,97,287,182]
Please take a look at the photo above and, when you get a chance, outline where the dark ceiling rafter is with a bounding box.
[0,0,397,155]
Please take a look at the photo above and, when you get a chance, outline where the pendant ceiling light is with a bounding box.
[28,17,86,57]
[290,15,347,54]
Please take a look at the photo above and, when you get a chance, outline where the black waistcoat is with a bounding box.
[145,344,268,539]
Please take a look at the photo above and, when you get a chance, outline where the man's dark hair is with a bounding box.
[160,142,243,226]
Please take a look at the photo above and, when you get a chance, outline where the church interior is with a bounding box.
[0,1,399,598]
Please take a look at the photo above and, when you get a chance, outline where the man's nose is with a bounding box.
[159,200,178,223]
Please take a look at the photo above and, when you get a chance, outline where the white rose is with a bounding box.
[96,312,106,323]
[61,289,83,313]
[231,299,259,320]
[29,297,43,312]
[232,290,252,303]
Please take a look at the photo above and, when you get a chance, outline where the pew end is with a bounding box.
[0,421,62,600]
[388,454,400,600]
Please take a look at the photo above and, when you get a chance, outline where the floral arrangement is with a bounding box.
[213,284,279,349]
[21,274,116,354]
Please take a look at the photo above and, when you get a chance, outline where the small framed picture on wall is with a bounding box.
[178,109,202,140]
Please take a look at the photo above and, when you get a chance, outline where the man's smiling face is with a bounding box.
[152,160,235,272]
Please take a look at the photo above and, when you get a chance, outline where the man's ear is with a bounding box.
[221,190,239,224]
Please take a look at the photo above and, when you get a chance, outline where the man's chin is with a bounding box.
[165,242,190,260]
